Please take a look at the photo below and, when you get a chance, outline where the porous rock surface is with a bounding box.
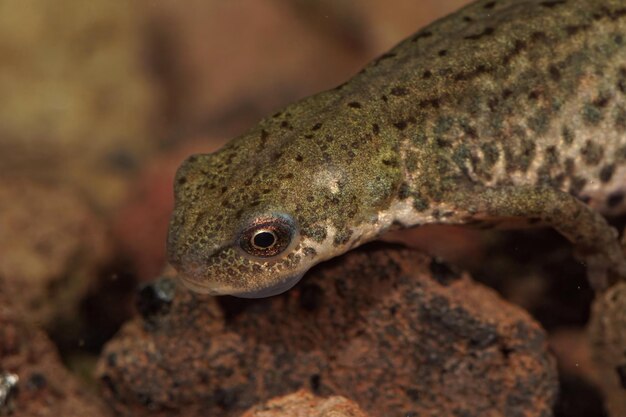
[0,180,111,331]
[588,281,626,417]
[97,244,558,417]
[0,287,113,417]
[240,389,369,417]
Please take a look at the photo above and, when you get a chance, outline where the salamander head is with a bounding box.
[167,95,403,297]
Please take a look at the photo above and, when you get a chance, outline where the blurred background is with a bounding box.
[0,1,612,416]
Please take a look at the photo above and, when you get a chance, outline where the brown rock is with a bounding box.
[97,244,557,417]
[0,180,112,332]
[0,289,113,417]
[588,281,626,417]
[240,390,369,417]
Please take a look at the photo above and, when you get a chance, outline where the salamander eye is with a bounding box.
[239,215,296,258]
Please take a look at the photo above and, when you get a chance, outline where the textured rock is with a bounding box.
[588,281,626,417]
[240,390,369,417]
[0,288,113,417]
[0,180,112,332]
[97,244,557,417]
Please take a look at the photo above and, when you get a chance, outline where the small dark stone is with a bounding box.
[136,278,176,321]
[429,258,461,286]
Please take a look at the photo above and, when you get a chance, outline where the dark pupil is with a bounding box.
[253,231,276,249]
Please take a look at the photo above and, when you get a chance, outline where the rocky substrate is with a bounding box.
[97,244,558,417]
[0,284,113,417]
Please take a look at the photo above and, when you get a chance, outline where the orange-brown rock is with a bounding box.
[97,244,557,417]
[0,181,112,332]
[0,287,113,417]
[240,390,369,417]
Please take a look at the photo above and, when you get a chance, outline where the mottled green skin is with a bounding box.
[168,0,626,297]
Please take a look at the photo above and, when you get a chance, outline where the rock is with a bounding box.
[0,181,112,333]
[588,281,626,417]
[97,244,557,417]
[0,289,113,417]
[240,390,369,417]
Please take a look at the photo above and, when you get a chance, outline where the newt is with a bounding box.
[167,0,626,297]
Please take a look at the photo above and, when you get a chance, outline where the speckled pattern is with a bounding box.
[97,245,557,417]
[168,0,626,296]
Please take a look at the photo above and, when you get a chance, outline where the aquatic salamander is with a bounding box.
[167,0,626,297]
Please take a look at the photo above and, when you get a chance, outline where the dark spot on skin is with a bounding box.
[562,126,574,145]
[454,64,489,82]
[333,229,353,246]
[565,24,591,37]
[464,27,495,40]
[220,186,228,194]
[259,129,269,148]
[569,176,587,196]
[177,176,187,185]
[348,101,362,108]
[438,49,448,57]
[422,70,432,79]
[398,182,410,200]
[483,1,496,9]
[304,134,313,139]
[528,90,541,100]
[295,154,303,162]
[299,283,324,311]
[394,120,408,130]
[531,31,548,41]
[540,0,567,8]
[615,106,626,131]
[463,16,474,23]
[599,164,615,183]
[580,140,604,166]
[549,65,561,82]
[272,112,282,118]
[618,67,626,94]
[502,39,528,65]
[413,196,429,212]
[381,95,388,102]
[502,89,513,99]
[372,123,380,135]
[607,192,624,208]
[411,31,432,42]
[280,121,290,129]
[391,87,409,96]
[311,123,322,131]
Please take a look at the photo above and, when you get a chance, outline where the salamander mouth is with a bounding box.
[233,272,305,298]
